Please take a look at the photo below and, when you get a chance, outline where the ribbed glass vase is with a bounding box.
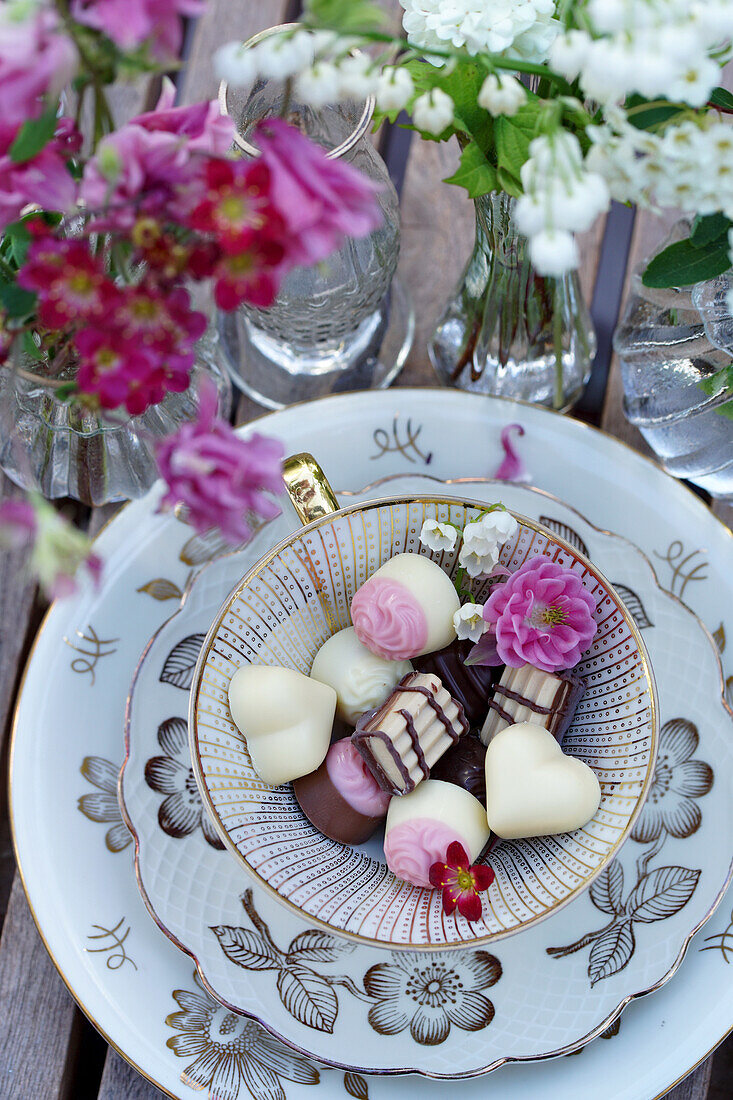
[429,191,596,411]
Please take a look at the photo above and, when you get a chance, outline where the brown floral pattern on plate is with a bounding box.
[145,717,224,850]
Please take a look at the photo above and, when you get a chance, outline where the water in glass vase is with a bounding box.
[615,261,733,501]
[429,192,595,410]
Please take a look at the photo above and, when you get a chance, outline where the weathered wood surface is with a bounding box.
[0,0,730,1097]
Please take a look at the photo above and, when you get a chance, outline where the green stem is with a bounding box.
[552,279,564,410]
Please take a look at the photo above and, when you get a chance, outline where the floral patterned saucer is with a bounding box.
[10,388,733,1100]
[119,477,732,1078]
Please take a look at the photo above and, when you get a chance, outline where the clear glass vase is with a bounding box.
[0,325,231,507]
[217,25,412,410]
[615,220,733,500]
[429,191,595,410]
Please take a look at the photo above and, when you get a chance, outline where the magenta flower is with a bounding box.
[18,237,114,330]
[0,495,101,599]
[0,7,77,145]
[255,118,383,270]
[0,498,37,550]
[156,380,284,544]
[71,0,203,61]
[483,558,597,672]
[74,328,172,414]
[429,842,495,922]
[80,85,234,230]
[0,142,77,233]
[494,423,528,482]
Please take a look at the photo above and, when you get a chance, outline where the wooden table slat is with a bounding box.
[98,1050,166,1100]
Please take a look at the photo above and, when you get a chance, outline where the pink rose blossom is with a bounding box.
[71,0,203,61]
[0,7,77,145]
[156,380,284,544]
[483,557,597,672]
[255,118,384,270]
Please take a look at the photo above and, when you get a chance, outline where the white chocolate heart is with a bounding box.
[228,665,337,786]
[485,722,601,839]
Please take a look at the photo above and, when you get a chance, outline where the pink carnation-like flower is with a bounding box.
[71,0,203,61]
[483,557,597,672]
[0,140,78,233]
[255,118,384,270]
[80,84,234,230]
[156,379,284,544]
[0,7,77,145]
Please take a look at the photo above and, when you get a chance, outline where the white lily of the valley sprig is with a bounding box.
[453,602,489,644]
[458,509,518,577]
[419,518,459,552]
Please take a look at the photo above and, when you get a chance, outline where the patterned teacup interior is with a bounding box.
[191,498,657,949]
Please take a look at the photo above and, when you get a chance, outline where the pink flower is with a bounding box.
[494,423,529,482]
[483,557,597,672]
[18,238,114,330]
[211,237,285,311]
[80,85,234,230]
[189,159,285,255]
[156,379,284,544]
[428,842,494,922]
[71,0,203,61]
[0,498,37,550]
[74,328,175,414]
[0,7,77,145]
[0,141,77,233]
[255,118,383,269]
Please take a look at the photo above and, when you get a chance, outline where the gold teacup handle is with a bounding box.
[282,453,340,526]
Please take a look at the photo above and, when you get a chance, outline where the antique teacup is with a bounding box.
[189,455,658,950]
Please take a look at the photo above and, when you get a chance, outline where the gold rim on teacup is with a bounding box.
[189,454,659,951]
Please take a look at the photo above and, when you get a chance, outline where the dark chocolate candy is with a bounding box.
[413,639,500,728]
[431,733,487,803]
[293,757,385,845]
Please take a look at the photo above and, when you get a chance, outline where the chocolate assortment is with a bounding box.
[225,538,600,901]
[353,671,469,796]
[479,664,585,745]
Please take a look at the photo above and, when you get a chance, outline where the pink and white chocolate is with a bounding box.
[351,553,460,661]
[326,738,391,818]
[384,779,490,888]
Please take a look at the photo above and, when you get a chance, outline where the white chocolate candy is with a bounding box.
[485,722,601,839]
[228,665,337,786]
[383,779,490,888]
[351,553,460,661]
[310,627,413,725]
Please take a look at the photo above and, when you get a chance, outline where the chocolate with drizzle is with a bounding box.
[431,733,487,803]
[413,638,499,728]
[482,666,585,743]
[353,672,468,796]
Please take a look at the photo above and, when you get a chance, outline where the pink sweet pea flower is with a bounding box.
[0,6,77,145]
[80,84,235,229]
[483,557,598,673]
[255,118,384,270]
[71,0,203,61]
[156,379,284,544]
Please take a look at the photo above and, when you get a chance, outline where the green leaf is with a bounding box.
[5,220,32,267]
[626,100,685,132]
[497,164,522,198]
[303,0,385,32]
[690,212,732,248]
[642,237,732,288]
[495,102,542,181]
[715,399,733,418]
[0,281,36,319]
[699,365,733,397]
[709,86,733,111]
[9,108,58,164]
[21,330,44,361]
[443,142,497,197]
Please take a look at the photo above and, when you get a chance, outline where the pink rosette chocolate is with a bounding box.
[326,739,391,818]
[384,819,466,889]
[484,558,597,673]
[351,577,428,661]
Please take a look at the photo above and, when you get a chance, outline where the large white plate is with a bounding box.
[10,390,733,1099]
[119,477,726,1077]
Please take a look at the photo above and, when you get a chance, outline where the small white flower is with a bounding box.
[668,57,719,108]
[458,541,499,578]
[295,61,341,108]
[726,286,733,316]
[215,40,258,86]
[411,88,454,135]
[335,53,377,99]
[453,603,488,644]
[376,66,415,112]
[477,73,526,117]
[529,228,579,276]
[419,518,458,553]
[254,31,317,81]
